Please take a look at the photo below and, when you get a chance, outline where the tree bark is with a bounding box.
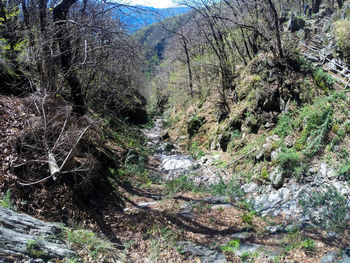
[53,0,86,116]
[182,38,194,98]
[265,0,284,58]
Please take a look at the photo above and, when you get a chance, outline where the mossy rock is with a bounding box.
[187,116,205,137]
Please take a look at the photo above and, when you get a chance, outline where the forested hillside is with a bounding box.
[1,0,350,262]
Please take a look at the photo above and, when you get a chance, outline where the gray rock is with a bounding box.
[340,248,350,263]
[319,162,328,178]
[176,241,227,263]
[266,225,286,234]
[234,243,262,256]
[321,250,339,263]
[241,182,259,194]
[0,207,75,260]
[255,150,264,162]
[211,204,234,210]
[161,155,194,172]
[288,16,306,32]
[203,196,230,204]
[270,168,284,189]
[231,231,252,240]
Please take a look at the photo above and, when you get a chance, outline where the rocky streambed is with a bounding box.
[140,117,350,263]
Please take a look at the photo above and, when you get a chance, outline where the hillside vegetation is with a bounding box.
[1,0,350,262]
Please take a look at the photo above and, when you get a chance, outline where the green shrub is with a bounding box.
[66,229,115,258]
[189,141,205,160]
[208,177,245,201]
[165,174,196,194]
[300,186,347,231]
[300,238,316,251]
[274,112,295,138]
[0,189,12,209]
[295,102,333,157]
[220,239,240,253]
[334,20,350,59]
[338,160,350,181]
[313,68,334,91]
[296,55,314,73]
[277,148,301,176]
[241,211,255,225]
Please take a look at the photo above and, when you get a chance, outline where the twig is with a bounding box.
[59,124,91,171]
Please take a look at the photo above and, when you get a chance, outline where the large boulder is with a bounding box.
[288,16,306,32]
[0,207,75,261]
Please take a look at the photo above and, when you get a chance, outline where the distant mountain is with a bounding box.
[118,6,191,33]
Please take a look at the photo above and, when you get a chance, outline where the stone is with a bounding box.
[0,207,75,261]
[215,109,229,123]
[161,155,194,172]
[218,132,231,152]
[187,116,205,137]
[319,162,328,178]
[241,182,259,193]
[321,250,338,263]
[287,16,306,32]
[284,135,295,148]
[271,149,281,162]
[231,232,252,240]
[211,204,234,210]
[255,150,264,162]
[266,225,286,234]
[327,168,337,180]
[203,196,230,204]
[234,243,262,256]
[270,168,284,189]
[176,241,227,263]
[161,130,170,140]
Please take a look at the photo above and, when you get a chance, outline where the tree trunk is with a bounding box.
[183,38,194,98]
[53,0,86,116]
[314,0,322,13]
[337,0,343,9]
[265,0,284,58]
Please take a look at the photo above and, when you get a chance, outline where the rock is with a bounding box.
[266,225,286,234]
[234,243,262,256]
[270,149,281,162]
[319,162,328,178]
[161,130,170,140]
[327,168,337,180]
[264,122,273,129]
[262,92,280,112]
[176,241,227,263]
[187,116,205,137]
[229,117,242,131]
[215,109,229,123]
[288,16,306,32]
[211,204,234,210]
[0,207,75,261]
[255,150,264,162]
[247,115,259,133]
[231,231,252,240]
[284,135,295,148]
[161,142,175,153]
[241,182,259,193]
[203,196,230,204]
[340,248,350,263]
[218,132,231,152]
[161,155,194,172]
[270,168,284,189]
[321,250,339,263]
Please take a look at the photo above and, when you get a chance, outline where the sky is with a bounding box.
[126,0,179,8]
